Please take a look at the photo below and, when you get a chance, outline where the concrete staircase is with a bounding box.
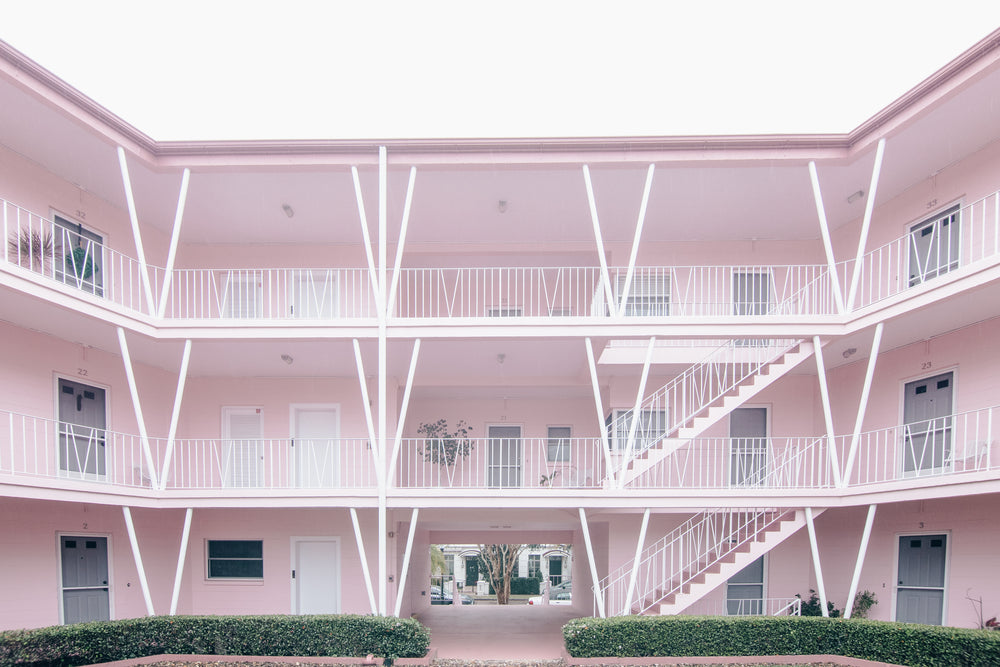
[617,340,817,486]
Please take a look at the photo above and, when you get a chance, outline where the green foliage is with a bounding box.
[486,576,541,596]
[417,419,473,466]
[64,246,98,280]
[798,589,840,617]
[851,590,879,619]
[0,614,430,667]
[563,615,1000,666]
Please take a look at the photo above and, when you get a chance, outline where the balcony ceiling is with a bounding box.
[0,51,999,250]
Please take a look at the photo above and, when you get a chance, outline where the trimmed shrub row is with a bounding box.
[0,614,430,667]
[563,615,1000,667]
[486,576,542,596]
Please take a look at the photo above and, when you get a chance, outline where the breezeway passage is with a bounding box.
[417,605,580,659]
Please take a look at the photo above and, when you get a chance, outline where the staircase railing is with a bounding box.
[597,507,794,616]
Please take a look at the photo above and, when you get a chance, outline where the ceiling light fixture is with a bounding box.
[842,348,857,359]
[847,190,865,204]
[497,200,508,213]
[280,354,294,365]
[282,203,295,218]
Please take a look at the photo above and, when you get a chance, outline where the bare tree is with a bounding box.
[478,544,525,605]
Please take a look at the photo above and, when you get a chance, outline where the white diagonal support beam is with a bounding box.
[844,504,877,619]
[622,508,650,615]
[843,323,884,486]
[846,139,886,311]
[389,339,421,486]
[804,507,828,618]
[160,339,192,490]
[579,508,606,618]
[583,165,617,315]
[117,147,158,315]
[584,338,616,486]
[808,161,846,315]
[156,168,191,318]
[387,166,417,318]
[122,506,155,616]
[169,508,193,615]
[352,166,382,311]
[350,508,379,615]
[620,337,656,488]
[352,338,382,485]
[618,164,656,317]
[813,336,843,488]
[117,327,160,490]
[393,508,420,617]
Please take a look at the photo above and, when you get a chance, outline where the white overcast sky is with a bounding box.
[3,1,1000,141]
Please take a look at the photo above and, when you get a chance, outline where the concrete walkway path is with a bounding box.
[415,604,581,659]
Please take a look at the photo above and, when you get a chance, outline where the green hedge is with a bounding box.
[563,615,1000,667]
[0,614,430,667]
[486,577,541,595]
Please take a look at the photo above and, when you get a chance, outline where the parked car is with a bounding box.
[430,584,474,604]
[528,580,572,605]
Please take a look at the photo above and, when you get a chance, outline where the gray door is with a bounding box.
[730,408,767,487]
[733,272,770,346]
[908,205,960,286]
[896,534,947,625]
[54,216,104,296]
[61,536,110,623]
[487,426,522,488]
[902,372,953,473]
[58,379,107,477]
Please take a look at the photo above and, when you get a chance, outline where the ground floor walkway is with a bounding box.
[415,605,581,659]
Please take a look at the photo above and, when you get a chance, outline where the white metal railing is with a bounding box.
[624,436,833,490]
[607,339,802,468]
[396,437,605,489]
[161,268,376,319]
[2,199,157,314]
[682,596,802,617]
[165,437,377,489]
[845,405,1000,486]
[841,190,1000,310]
[598,508,794,616]
[0,410,160,488]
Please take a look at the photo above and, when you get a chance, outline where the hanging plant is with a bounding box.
[65,246,99,280]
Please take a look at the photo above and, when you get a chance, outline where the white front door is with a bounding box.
[222,407,263,487]
[292,405,339,487]
[487,425,522,488]
[292,538,340,614]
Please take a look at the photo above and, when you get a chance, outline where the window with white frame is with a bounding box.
[606,408,668,451]
[528,554,541,578]
[726,555,765,615]
[207,540,263,579]
[616,273,669,316]
[547,426,571,462]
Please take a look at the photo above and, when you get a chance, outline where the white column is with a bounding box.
[844,504,877,619]
[617,164,656,317]
[350,508,379,615]
[582,165,616,314]
[117,327,160,490]
[622,508,650,615]
[160,339,192,490]
[808,161,846,315]
[804,507,828,618]
[843,323,884,486]
[620,337,656,488]
[122,506,155,616]
[377,145,388,616]
[584,338,616,484]
[579,508,606,618]
[846,139,886,311]
[169,508,193,615]
[813,337,843,488]
[116,147,157,315]
[393,508,420,617]
[156,168,191,318]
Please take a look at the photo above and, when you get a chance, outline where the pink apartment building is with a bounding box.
[1,30,1000,632]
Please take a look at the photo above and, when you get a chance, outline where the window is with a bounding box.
[908,204,960,286]
[606,408,668,451]
[207,540,263,579]
[547,426,571,462]
[528,554,541,578]
[486,306,523,317]
[444,554,455,575]
[617,273,669,316]
[53,215,104,296]
[726,556,765,615]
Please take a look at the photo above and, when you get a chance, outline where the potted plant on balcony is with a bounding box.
[65,245,99,281]
[7,228,52,271]
[418,419,474,466]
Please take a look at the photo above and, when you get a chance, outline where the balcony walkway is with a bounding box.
[417,604,579,659]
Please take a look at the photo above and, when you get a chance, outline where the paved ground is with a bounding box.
[416,604,581,659]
